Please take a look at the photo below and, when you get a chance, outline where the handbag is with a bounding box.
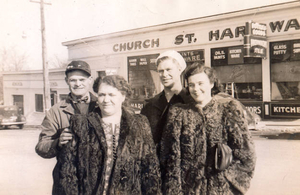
[215,142,233,171]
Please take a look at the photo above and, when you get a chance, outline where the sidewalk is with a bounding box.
[250,119,300,135]
[24,112,300,133]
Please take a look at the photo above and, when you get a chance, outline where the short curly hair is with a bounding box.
[93,75,132,97]
[184,62,222,95]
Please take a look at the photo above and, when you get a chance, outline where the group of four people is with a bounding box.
[36,50,256,195]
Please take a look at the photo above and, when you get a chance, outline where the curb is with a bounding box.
[24,125,42,129]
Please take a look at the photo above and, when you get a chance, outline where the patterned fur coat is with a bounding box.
[54,108,161,195]
[160,97,256,195]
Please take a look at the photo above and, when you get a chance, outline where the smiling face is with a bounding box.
[65,70,93,98]
[157,59,182,89]
[188,72,214,105]
[97,83,126,117]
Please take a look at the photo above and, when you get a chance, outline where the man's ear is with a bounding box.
[88,76,93,84]
[65,77,68,85]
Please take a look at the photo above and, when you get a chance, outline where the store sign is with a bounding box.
[244,22,267,58]
[211,47,227,66]
[209,26,245,41]
[12,82,23,86]
[270,39,300,62]
[113,38,159,52]
[250,22,267,36]
[270,41,291,62]
[243,102,263,117]
[175,33,197,45]
[228,46,244,64]
[50,82,58,87]
[178,50,204,65]
[271,103,300,117]
[269,18,300,33]
[291,40,300,61]
[209,18,300,42]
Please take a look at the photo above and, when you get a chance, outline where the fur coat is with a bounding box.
[54,108,161,195]
[160,97,256,195]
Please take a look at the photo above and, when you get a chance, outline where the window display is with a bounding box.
[270,40,300,101]
[127,50,204,110]
[211,46,262,100]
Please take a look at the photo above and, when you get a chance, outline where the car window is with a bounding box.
[0,106,19,117]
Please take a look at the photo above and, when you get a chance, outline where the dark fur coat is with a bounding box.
[160,97,256,195]
[53,108,161,195]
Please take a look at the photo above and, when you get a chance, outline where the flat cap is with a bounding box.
[65,60,91,76]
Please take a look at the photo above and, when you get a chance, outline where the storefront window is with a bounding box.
[35,94,43,112]
[270,40,300,101]
[211,46,262,100]
[127,49,204,110]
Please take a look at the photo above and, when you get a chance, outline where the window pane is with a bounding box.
[270,39,300,101]
[35,94,43,112]
[213,64,262,100]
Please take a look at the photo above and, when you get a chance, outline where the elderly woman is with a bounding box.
[160,63,256,195]
[57,75,161,195]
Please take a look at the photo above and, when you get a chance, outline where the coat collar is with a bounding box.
[60,92,98,115]
[150,88,193,111]
[87,106,133,154]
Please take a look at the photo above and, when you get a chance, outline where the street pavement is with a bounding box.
[0,127,300,195]
[0,128,55,195]
[248,135,300,195]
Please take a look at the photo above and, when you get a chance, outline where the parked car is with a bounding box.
[0,105,26,129]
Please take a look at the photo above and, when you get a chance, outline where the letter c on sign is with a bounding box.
[113,44,119,52]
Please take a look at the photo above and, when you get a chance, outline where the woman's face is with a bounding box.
[97,83,126,117]
[188,72,214,104]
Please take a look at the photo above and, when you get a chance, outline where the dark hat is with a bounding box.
[65,60,91,76]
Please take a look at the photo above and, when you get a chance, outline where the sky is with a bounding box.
[0,0,296,70]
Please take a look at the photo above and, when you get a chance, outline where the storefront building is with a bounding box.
[2,69,68,116]
[63,2,299,119]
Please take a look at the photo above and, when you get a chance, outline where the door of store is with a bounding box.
[13,95,24,115]
[51,91,57,106]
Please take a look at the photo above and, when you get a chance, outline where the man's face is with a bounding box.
[157,59,182,89]
[65,70,93,98]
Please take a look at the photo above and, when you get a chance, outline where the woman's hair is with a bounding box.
[93,75,132,97]
[184,62,223,95]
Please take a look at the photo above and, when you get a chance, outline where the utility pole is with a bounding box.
[31,0,51,113]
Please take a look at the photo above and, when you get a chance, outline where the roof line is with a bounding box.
[62,1,300,46]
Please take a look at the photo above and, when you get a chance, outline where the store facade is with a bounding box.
[2,69,69,116]
[62,1,300,119]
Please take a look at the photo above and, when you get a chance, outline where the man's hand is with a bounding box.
[58,128,73,147]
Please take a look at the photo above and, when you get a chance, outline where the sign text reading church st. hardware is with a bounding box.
[209,18,300,41]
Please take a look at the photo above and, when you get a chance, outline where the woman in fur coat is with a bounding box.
[56,75,161,195]
[160,63,256,195]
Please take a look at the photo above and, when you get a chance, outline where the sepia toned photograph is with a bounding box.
[1,0,300,194]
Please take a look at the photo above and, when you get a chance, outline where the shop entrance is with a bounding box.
[13,95,24,115]
[50,91,57,106]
